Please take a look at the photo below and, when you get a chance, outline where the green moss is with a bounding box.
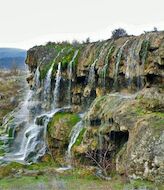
[8,127,14,138]
[0,149,5,156]
[139,40,150,64]
[40,61,53,80]
[61,48,75,69]
[0,162,24,178]
[0,176,50,189]
[48,112,80,129]
[125,179,161,190]
[0,140,4,146]
[154,112,164,117]
[135,106,145,116]
[0,167,163,190]
[152,117,164,130]
[26,161,59,171]
[105,45,115,65]
[48,112,80,139]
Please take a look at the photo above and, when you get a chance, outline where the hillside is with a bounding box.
[0,48,26,70]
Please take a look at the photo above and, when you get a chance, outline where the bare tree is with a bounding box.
[86,144,115,178]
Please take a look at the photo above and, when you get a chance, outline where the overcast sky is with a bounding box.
[0,0,164,49]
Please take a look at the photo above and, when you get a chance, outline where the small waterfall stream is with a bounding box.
[101,45,114,90]
[125,37,149,90]
[101,63,108,89]
[88,58,98,87]
[67,120,83,163]
[67,50,79,106]
[53,62,62,109]
[34,67,40,89]
[114,40,129,88]
[43,49,64,103]
[43,62,55,102]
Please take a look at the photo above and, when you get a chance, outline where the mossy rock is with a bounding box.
[138,98,164,112]
[48,112,80,146]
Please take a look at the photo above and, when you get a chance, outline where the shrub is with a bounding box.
[111,28,128,39]
[72,39,81,48]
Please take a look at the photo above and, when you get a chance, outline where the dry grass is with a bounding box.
[0,70,26,125]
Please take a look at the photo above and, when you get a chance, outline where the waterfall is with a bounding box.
[53,62,62,109]
[0,47,68,164]
[114,40,129,88]
[43,61,55,102]
[66,120,83,163]
[43,49,64,103]
[67,50,79,106]
[101,63,108,90]
[34,66,40,89]
[0,89,34,162]
[125,37,148,90]
[88,58,98,87]
[100,45,114,90]
[1,106,62,163]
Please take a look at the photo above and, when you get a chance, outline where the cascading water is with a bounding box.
[114,40,129,88]
[100,44,114,91]
[88,58,98,87]
[67,50,79,106]
[0,89,35,162]
[34,66,40,89]
[53,62,62,109]
[43,49,64,104]
[66,120,84,163]
[125,36,149,90]
[88,42,113,89]
[0,51,66,163]
[43,62,55,102]
[101,63,108,90]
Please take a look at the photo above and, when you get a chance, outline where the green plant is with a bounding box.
[139,40,150,65]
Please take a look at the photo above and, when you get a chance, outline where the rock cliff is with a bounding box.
[25,31,164,183]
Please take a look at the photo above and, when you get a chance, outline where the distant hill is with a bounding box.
[0,48,27,70]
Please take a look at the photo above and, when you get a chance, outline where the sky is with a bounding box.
[0,0,164,50]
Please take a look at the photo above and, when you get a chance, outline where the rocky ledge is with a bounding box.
[24,31,164,183]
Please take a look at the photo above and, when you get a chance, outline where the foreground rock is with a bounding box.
[72,87,164,183]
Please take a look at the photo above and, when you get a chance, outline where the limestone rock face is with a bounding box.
[26,32,164,112]
[25,32,164,182]
[73,87,164,183]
